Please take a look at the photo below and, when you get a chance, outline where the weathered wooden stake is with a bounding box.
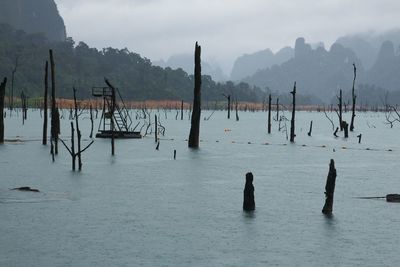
[308,120,313,136]
[268,94,272,134]
[0,78,7,143]
[156,141,160,150]
[322,159,337,215]
[174,149,176,160]
[243,172,255,211]
[188,42,201,148]
[350,63,357,131]
[42,61,48,145]
[290,82,296,143]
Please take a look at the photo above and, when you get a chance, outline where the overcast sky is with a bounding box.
[55,0,400,73]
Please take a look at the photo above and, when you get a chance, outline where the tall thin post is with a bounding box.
[350,63,356,131]
[290,82,296,143]
[268,94,272,134]
[188,42,202,148]
[111,86,115,156]
[0,78,7,143]
[322,159,337,215]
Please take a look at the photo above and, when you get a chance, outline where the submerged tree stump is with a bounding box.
[322,159,337,214]
[188,42,202,148]
[243,172,255,211]
[342,121,349,138]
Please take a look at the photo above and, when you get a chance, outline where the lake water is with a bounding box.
[1,109,400,266]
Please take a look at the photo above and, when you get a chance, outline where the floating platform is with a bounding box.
[95,130,142,139]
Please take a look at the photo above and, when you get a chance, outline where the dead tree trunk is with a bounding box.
[20,91,26,125]
[337,89,343,131]
[290,82,296,143]
[268,94,272,134]
[49,49,59,155]
[155,114,158,143]
[307,120,313,136]
[0,78,7,143]
[10,56,18,111]
[223,94,231,119]
[188,42,201,148]
[235,98,239,121]
[89,104,94,138]
[42,61,48,145]
[322,159,337,215]
[342,121,349,138]
[350,63,357,131]
[276,97,279,121]
[73,87,82,170]
[181,100,184,120]
[243,172,255,211]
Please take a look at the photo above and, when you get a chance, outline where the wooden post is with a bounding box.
[268,94,272,134]
[181,100,184,120]
[307,120,313,136]
[188,42,202,148]
[174,149,176,159]
[111,86,115,156]
[0,78,7,143]
[155,114,158,143]
[243,172,255,211]
[290,82,296,143]
[42,61,48,145]
[322,159,337,215]
[21,91,26,125]
[350,63,356,131]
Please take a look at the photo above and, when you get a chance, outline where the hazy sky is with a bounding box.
[55,0,400,73]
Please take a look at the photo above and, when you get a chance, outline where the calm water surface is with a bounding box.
[1,109,400,266]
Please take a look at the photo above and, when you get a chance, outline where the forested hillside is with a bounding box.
[0,23,265,102]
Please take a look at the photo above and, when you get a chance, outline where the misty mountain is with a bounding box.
[153,54,228,82]
[0,0,66,42]
[364,40,400,92]
[0,24,265,102]
[230,47,294,81]
[336,29,400,69]
[243,38,363,102]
